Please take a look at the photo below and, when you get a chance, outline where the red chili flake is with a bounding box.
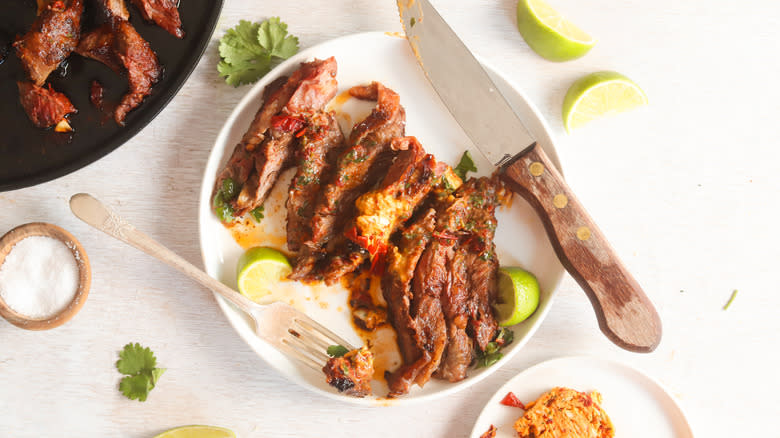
[271,115,305,133]
[500,391,526,409]
[369,242,387,276]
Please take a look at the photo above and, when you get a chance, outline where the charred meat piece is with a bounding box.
[322,347,374,397]
[383,209,439,397]
[17,81,76,130]
[97,0,129,20]
[75,24,123,74]
[113,19,161,125]
[433,177,502,381]
[75,20,160,124]
[320,136,457,284]
[462,178,502,352]
[129,0,183,38]
[14,0,84,86]
[213,58,339,220]
[286,111,345,253]
[291,82,406,280]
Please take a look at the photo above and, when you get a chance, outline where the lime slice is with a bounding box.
[236,246,292,303]
[562,71,648,133]
[153,425,235,438]
[494,267,540,326]
[516,0,595,62]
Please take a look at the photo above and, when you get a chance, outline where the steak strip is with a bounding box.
[213,57,338,220]
[14,0,84,86]
[290,82,406,280]
[320,136,456,284]
[286,110,345,253]
[129,0,183,38]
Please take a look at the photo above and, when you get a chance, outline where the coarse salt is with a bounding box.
[0,236,80,319]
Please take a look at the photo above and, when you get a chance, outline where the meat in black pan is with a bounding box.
[129,0,183,38]
[14,0,84,86]
[113,19,161,125]
[290,82,406,281]
[97,0,130,20]
[17,81,76,130]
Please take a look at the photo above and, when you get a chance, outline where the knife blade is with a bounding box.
[398,0,662,353]
[398,0,534,168]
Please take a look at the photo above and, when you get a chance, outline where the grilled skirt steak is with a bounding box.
[320,136,456,284]
[286,110,345,252]
[382,209,438,396]
[113,19,161,125]
[129,0,183,38]
[14,0,83,86]
[212,57,339,220]
[291,82,406,280]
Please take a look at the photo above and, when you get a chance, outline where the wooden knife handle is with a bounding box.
[500,143,662,352]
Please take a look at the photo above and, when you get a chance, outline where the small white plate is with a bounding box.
[198,32,564,405]
[470,356,695,437]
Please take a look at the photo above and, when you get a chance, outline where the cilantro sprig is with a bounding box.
[476,328,514,368]
[218,18,300,87]
[116,343,166,402]
[326,345,349,358]
[453,150,478,180]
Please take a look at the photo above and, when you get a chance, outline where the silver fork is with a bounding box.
[69,193,355,371]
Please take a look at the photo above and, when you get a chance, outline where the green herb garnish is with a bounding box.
[116,343,166,402]
[217,18,299,87]
[453,150,478,180]
[476,328,513,368]
[327,345,349,358]
[250,205,265,222]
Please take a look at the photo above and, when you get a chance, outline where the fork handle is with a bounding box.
[69,193,256,315]
[500,143,662,353]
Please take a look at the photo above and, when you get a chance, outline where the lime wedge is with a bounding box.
[516,0,595,61]
[494,267,540,326]
[153,425,235,438]
[562,71,648,133]
[236,247,292,303]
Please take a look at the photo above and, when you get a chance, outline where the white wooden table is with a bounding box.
[2,1,778,436]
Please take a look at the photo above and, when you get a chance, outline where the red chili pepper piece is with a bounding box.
[500,391,526,409]
[271,115,305,133]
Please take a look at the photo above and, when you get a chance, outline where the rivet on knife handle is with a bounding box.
[501,144,663,352]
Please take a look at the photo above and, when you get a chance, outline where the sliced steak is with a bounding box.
[129,0,183,38]
[291,82,406,280]
[113,19,161,125]
[14,0,83,86]
[320,136,454,284]
[76,25,123,74]
[286,110,345,252]
[212,57,339,221]
[382,209,437,396]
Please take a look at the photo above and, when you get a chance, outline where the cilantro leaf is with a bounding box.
[327,345,349,358]
[116,343,165,402]
[257,17,299,59]
[250,205,265,222]
[453,151,478,180]
[218,18,299,87]
[119,374,153,402]
[116,343,157,375]
[149,368,166,387]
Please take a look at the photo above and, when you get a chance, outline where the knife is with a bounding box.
[398,0,662,352]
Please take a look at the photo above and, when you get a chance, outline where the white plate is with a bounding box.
[198,32,564,405]
[470,356,695,437]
